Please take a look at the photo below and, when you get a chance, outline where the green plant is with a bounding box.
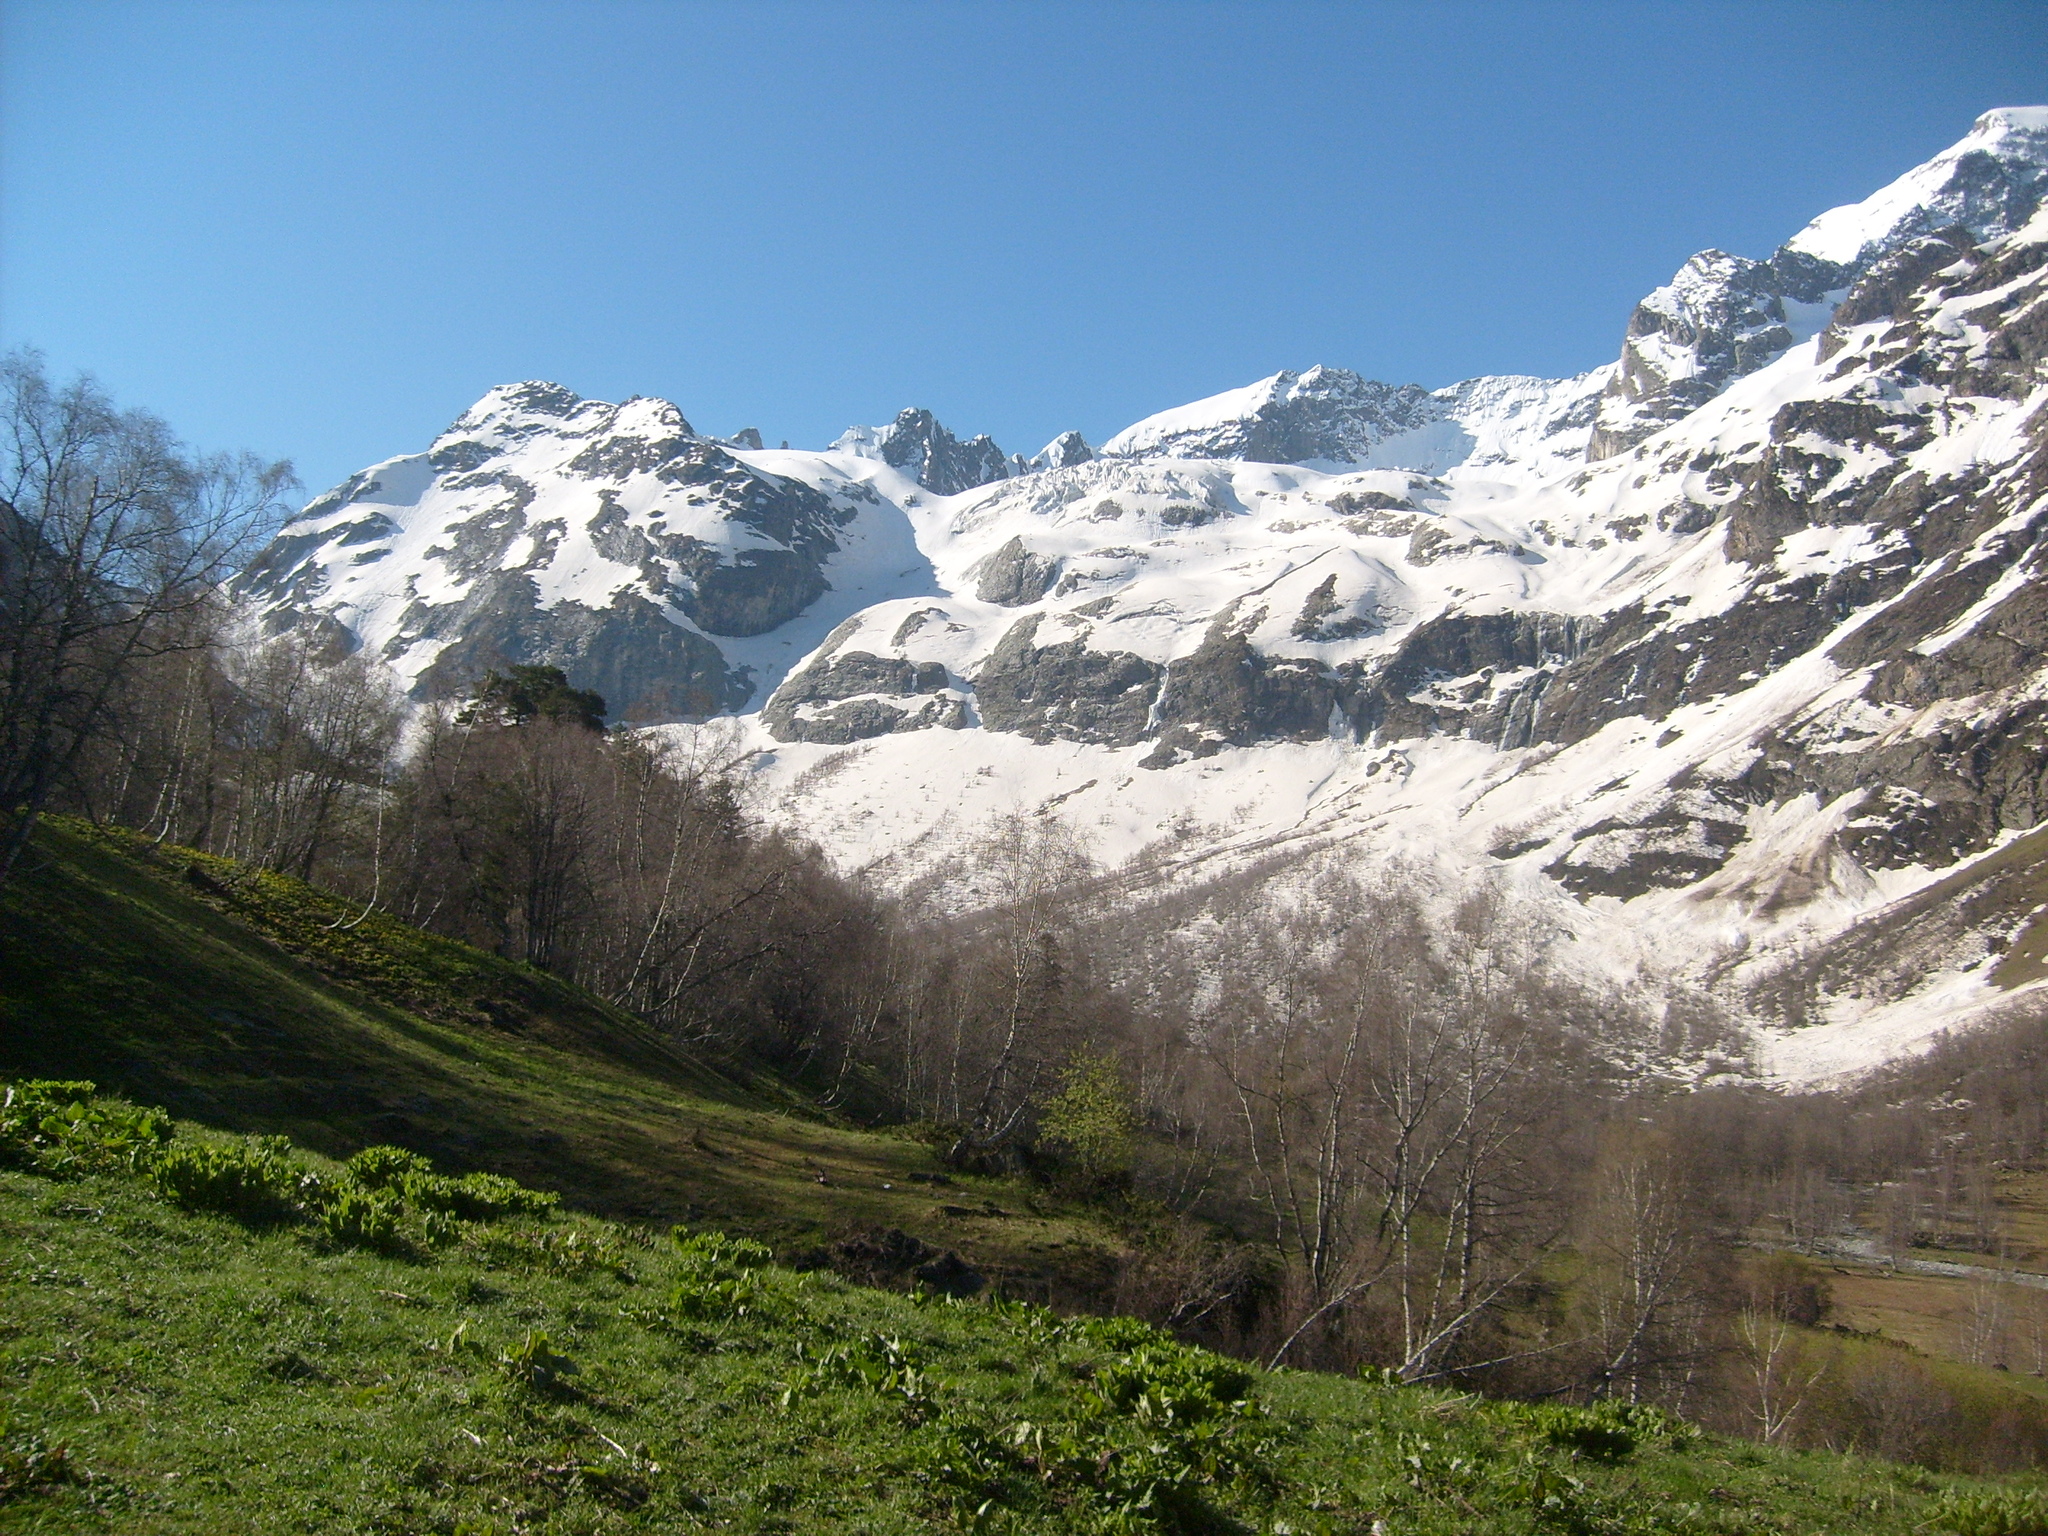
[149,1135,304,1221]
[318,1184,410,1254]
[1038,1051,1137,1186]
[344,1143,558,1221]
[1533,1399,1670,1462]
[1937,1489,2048,1536]
[0,1079,170,1175]
[471,1221,631,1278]
[342,1144,434,1189]
[502,1330,580,1392]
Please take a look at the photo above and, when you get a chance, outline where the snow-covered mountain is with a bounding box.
[238,108,2048,1085]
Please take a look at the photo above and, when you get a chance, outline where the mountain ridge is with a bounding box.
[234,108,2048,1085]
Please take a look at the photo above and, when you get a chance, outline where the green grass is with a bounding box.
[0,819,1125,1297]
[2,1088,2032,1535]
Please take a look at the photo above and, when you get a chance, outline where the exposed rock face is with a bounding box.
[409,579,746,721]
[1143,623,1340,767]
[1104,366,1440,463]
[869,408,1013,494]
[762,647,961,744]
[1589,107,2048,460]
[1361,611,1597,749]
[1587,248,1851,460]
[234,382,865,722]
[236,110,2048,1079]
[1030,431,1095,471]
[973,536,1060,606]
[974,615,1160,746]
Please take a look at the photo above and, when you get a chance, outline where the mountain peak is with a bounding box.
[1029,430,1095,471]
[833,408,1012,495]
[1101,366,1437,464]
[1785,104,2048,266]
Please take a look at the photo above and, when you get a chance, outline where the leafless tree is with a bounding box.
[1733,1307,1827,1444]
[0,351,293,883]
[1576,1128,1717,1404]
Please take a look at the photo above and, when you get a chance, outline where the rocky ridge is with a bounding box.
[237,109,2048,1082]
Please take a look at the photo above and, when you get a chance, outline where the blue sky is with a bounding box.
[4,0,2043,500]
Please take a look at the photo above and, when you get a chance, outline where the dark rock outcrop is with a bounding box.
[975,616,1160,746]
[1030,431,1095,471]
[1142,625,1341,766]
[874,408,1013,495]
[763,649,961,744]
[407,576,746,724]
[1588,248,1852,460]
[974,536,1061,606]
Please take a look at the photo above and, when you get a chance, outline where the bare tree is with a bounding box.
[1732,1308,1827,1444]
[0,351,293,882]
[1577,1128,1717,1404]
[226,631,404,878]
[1206,888,1561,1376]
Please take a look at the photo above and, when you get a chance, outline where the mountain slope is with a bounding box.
[235,108,2048,1084]
[0,818,1129,1284]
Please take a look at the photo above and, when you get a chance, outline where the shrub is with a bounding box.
[1091,1344,1255,1429]
[1037,1051,1137,1189]
[672,1228,772,1276]
[343,1144,558,1220]
[659,1229,776,1325]
[0,1079,171,1176]
[472,1223,631,1278]
[149,1136,304,1222]
[1937,1489,2048,1536]
[1494,1399,1681,1464]
[317,1185,410,1254]
[1072,1313,1166,1354]
[421,1170,558,1221]
[342,1145,433,1189]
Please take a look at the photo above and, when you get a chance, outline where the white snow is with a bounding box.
[244,108,2048,1093]
[1787,107,2048,265]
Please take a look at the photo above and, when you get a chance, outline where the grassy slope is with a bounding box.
[0,1133,2014,1536]
[0,820,1120,1295]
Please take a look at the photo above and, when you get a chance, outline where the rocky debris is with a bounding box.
[1289,572,1372,641]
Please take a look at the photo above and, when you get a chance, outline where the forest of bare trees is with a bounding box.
[12,351,2048,1473]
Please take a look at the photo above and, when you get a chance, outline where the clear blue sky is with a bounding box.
[4,0,2043,500]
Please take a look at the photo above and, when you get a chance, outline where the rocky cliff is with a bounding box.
[239,109,2048,1082]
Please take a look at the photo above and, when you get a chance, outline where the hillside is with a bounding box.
[3,1082,2038,1535]
[0,819,1128,1298]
